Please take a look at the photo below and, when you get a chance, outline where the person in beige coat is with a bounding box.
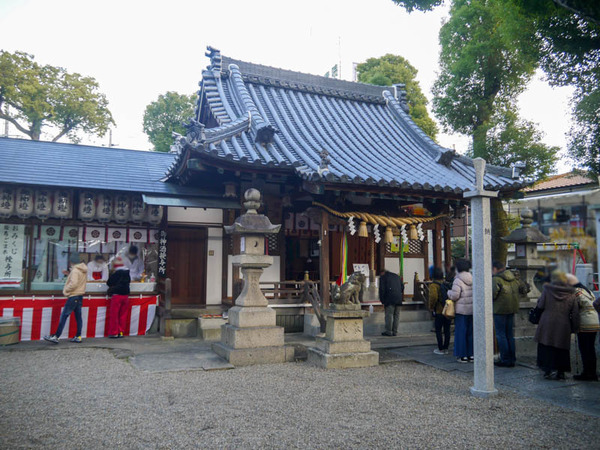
[44,253,87,344]
[447,259,473,363]
[567,274,599,381]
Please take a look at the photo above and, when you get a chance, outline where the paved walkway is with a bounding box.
[382,343,600,418]
[3,332,599,417]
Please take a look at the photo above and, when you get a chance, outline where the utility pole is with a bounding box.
[3,104,9,137]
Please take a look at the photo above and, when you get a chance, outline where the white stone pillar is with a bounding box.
[464,158,498,398]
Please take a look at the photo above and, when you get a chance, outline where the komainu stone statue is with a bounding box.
[331,272,366,305]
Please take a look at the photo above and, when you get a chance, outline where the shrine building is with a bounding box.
[0,47,525,339]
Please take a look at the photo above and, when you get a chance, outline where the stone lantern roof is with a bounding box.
[224,188,281,235]
[502,208,550,244]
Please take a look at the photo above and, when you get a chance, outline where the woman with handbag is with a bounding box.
[566,274,599,381]
[447,259,473,363]
[535,270,579,380]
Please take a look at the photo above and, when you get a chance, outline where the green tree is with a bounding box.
[143,92,196,152]
[471,106,559,180]
[432,0,541,158]
[392,0,600,174]
[357,54,438,140]
[432,0,556,262]
[0,50,114,142]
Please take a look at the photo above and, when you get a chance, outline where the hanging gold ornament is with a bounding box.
[384,226,394,244]
[409,224,418,240]
[358,221,368,237]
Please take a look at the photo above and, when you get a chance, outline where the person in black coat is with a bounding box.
[106,256,131,338]
[379,270,404,336]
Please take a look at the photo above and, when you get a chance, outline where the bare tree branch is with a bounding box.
[0,111,32,138]
[552,0,599,26]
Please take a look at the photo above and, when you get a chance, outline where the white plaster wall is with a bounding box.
[167,207,223,224]
[384,257,425,297]
[205,227,223,305]
[227,255,281,298]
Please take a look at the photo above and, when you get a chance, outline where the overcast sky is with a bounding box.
[1,0,573,172]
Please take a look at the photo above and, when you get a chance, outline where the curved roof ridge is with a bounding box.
[222,56,389,104]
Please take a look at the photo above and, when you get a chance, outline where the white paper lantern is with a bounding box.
[78,191,96,221]
[52,190,71,219]
[0,186,15,219]
[130,197,145,223]
[96,193,113,222]
[34,189,52,219]
[114,194,130,224]
[146,205,163,225]
[15,187,34,219]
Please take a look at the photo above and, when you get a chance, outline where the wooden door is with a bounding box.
[166,227,207,306]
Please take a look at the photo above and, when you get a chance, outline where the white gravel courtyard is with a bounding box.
[1,347,599,449]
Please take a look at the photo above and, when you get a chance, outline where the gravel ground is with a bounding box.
[1,348,599,449]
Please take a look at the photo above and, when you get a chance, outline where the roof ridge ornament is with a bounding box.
[318,149,331,177]
[182,118,206,145]
[205,46,222,72]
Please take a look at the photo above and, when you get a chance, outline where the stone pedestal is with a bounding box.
[307,306,379,369]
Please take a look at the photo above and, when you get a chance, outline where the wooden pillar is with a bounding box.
[423,233,430,281]
[378,238,386,273]
[443,221,452,271]
[320,209,330,306]
[433,219,443,270]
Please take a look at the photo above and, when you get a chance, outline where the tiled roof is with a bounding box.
[0,137,198,196]
[166,47,524,194]
[524,172,596,193]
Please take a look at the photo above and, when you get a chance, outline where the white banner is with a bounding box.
[0,224,25,281]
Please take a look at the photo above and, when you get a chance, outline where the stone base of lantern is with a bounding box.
[307,307,379,369]
[212,306,291,366]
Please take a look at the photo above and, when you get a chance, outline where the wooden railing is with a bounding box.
[259,281,306,304]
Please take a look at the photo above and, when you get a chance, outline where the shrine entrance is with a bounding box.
[166,226,207,306]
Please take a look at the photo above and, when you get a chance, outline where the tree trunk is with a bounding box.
[491,197,508,264]
[472,123,508,264]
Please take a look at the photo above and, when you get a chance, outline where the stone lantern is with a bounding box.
[502,207,550,302]
[213,188,289,366]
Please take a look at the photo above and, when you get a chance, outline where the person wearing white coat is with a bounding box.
[447,259,474,363]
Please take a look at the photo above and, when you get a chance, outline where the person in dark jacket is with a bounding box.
[492,261,522,367]
[535,270,580,380]
[106,256,131,338]
[379,269,404,336]
[428,267,451,354]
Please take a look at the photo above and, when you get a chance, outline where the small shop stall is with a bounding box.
[0,185,162,340]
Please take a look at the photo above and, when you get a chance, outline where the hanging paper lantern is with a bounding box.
[114,194,130,224]
[0,186,15,219]
[78,191,96,221]
[52,190,71,219]
[96,193,113,222]
[15,187,34,219]
[358,220,368,237]
[131,197,145,223]
[146,205,163,225]
[34,189,52,220]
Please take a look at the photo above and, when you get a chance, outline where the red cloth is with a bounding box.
[92,271,102,280]
[108,294,130,336]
